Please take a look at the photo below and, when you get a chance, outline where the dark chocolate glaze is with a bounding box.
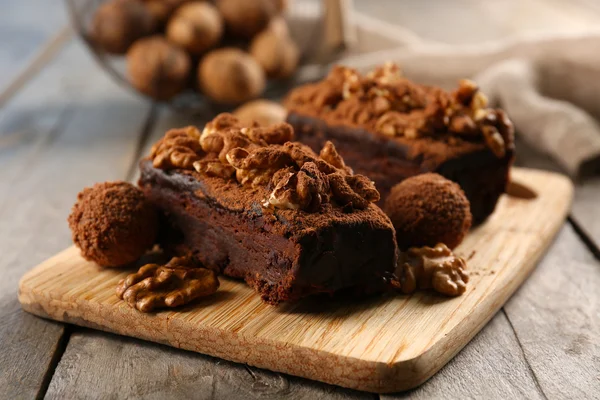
[287,112,514,224]
[138,160,397,305]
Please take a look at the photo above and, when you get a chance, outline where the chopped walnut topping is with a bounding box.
[266,163,330,212]
[149,114,381,213]
[193,159,236,179]
[392,243,469,296]
[150,126,203,170]
[328,173,376,210]
[226,146,295,186]
[202,113,246,137]
[240,123,294,145]
[285,63,515,158]
[116,256,219,312]
[200,128,255,163]
[366,62,402,84]
[319,141,353,174]
[342,69,363,100]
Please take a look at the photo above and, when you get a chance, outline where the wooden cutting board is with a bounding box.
[18,167,572,393]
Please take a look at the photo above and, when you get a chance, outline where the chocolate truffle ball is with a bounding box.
[166,2,223,56]
[127,36,191,100]
[198,48,266,104]
[217,0,276,38]
[233,99,287,126]
[68,181,159,267]
[90,0,155,54]
[384,173,472,250]
[250,28,299,78]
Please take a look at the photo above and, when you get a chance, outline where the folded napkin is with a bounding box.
[340,30,600,178]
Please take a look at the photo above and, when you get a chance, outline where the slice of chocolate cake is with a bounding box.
[138,115,397,305]
[284,63,515,223]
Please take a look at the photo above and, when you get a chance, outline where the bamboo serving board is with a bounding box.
[19,167,572,393]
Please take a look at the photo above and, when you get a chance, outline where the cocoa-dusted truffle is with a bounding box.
[384,173,472,250]
[90,0,155,54]
[198,48,265,104]
[127,36,191,100]
[68,181,159,267]
[166,2,223,56]
[217,0,276,38]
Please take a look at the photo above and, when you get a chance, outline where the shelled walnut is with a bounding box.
[150,126,202,169]
[116,256,219,312]
[393,243,469,296]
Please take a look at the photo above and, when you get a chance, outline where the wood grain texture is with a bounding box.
[19,168,572,393]
[503,225,600,399]
[46,329,372,400]
[0,0,67,96]
[382,311,545,400]
[0,39,151,398]
[571,178,600,255]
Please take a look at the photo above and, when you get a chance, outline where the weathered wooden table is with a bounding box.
[2,1,599,399]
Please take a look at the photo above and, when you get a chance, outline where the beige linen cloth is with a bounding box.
[338,30,600,178]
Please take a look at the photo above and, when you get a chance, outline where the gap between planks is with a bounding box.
[500,309,548,400]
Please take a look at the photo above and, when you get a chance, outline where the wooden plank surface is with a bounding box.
[0,1,68,102]
[19,167,573,393]
[382,312,545,399]
[503,225,600,399]
[45,329,371,400]
[0,37,151,398]
[2,0,600,398]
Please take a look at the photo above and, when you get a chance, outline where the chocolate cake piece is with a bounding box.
[138,115,397,304]
[284,63,515,223]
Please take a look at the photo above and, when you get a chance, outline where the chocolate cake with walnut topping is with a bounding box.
[138,114,397,304]
[284,63,515,223]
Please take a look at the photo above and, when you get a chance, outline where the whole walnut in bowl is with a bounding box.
[250,27,299,79]
[198,48,266,104]
[70,0,305,109]
[142,0,188,26]
[217,0,277,38]
[233,99,287,126]
[90,0,155,54]
[127,36,191,100]
[166,2,223,56]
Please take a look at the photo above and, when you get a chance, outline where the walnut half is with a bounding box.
[393,243,469,296]
[150,126,203,170]
[116,256,219,312]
